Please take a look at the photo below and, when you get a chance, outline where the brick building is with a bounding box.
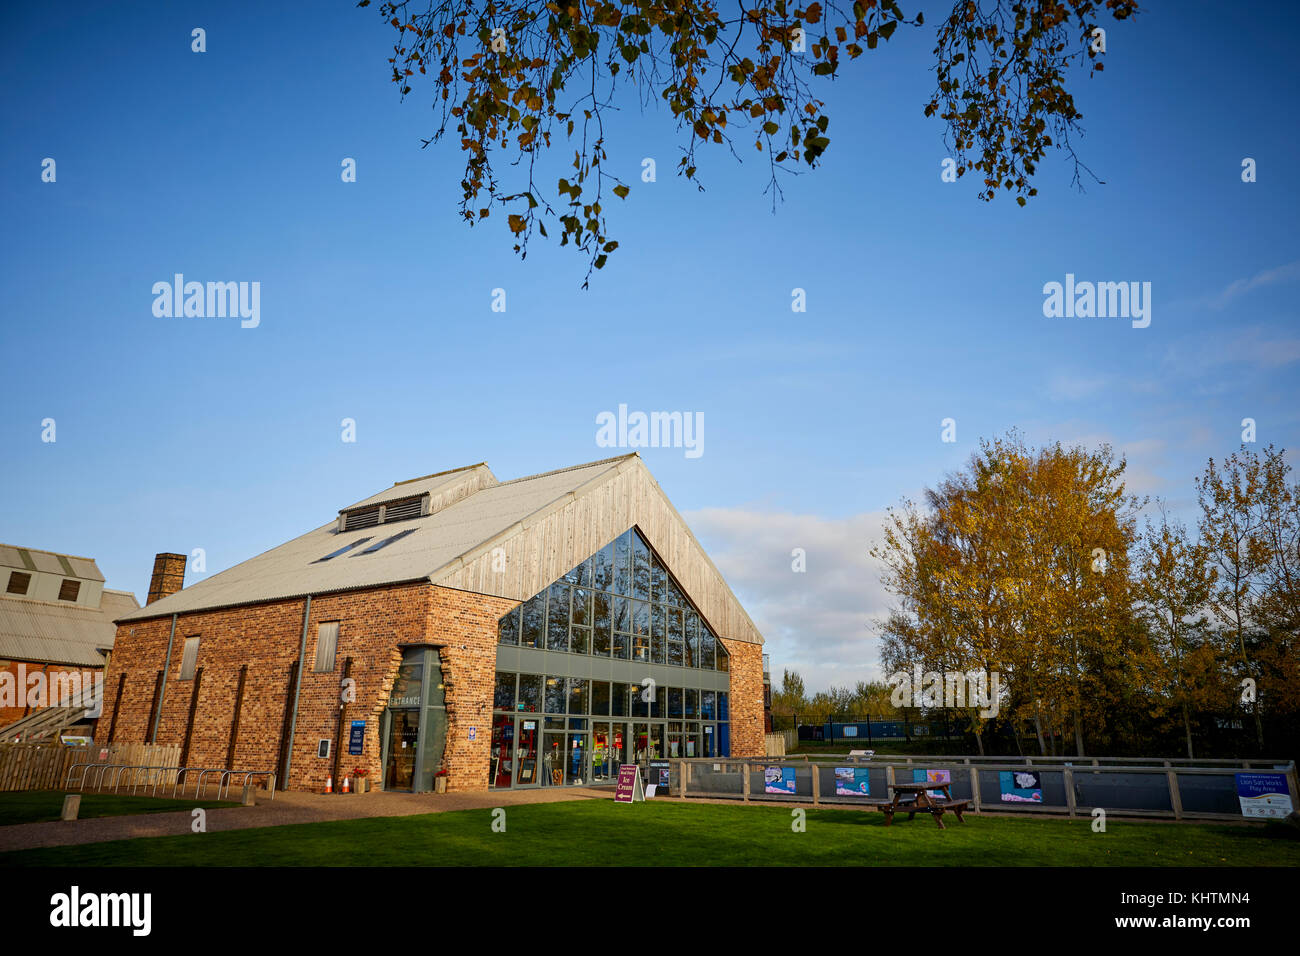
[102,455,766,793]
[1,544,140,739]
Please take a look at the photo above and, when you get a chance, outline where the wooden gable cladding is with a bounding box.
[431,456,764,645]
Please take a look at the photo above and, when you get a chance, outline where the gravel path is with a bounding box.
[0,786,615,853]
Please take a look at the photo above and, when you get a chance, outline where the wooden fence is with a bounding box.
[0,742,182,792]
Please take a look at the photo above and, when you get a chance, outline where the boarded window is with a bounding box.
[57,579,81,602]
[314,621,340,673]
[179,636,200,680]
[6,571,31,595]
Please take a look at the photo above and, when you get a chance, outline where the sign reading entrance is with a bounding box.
[348,720,366,756]
[615,764,645,803]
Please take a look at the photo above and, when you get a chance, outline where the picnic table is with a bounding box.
[867,780,968,829]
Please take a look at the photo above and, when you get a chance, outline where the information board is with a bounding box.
[348,720,365,756]
[1235,772,1294,819]
[648,760,671,795]
[764,765,797,794]
[835,767,871,796]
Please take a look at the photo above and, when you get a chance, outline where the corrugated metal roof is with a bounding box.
[0,544,105,582]
[118,456,636,621]
[0,589,139,666]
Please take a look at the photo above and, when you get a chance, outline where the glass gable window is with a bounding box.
[496,527,731,672]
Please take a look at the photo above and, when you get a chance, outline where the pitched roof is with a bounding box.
[0,589,139,667]
[116,455,764,645]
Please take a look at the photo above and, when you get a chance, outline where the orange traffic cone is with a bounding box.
[324,776,333,794]
[342,776,350,793]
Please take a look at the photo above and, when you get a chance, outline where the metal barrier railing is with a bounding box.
[671,758,1300,823]
[65,763,276,801]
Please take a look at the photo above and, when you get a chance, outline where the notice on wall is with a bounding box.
[764,766,797,795]
[615,764,645,803]
[843,726,859,737]
[999,770,1043,803]
[835,767,871,796]
[1235,772,1294,819]
[348,720,365,756]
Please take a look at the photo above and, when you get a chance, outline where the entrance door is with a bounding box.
[515,719,540,786]
[542,732,566,786]
[384,709,419,790]
[565,731,588,785]
[490,714,514,788]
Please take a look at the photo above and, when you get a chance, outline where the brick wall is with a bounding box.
[97,583,434,791]
[721,637,764,758]
[427,586,518,792]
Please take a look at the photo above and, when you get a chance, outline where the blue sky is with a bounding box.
[2,1,1297,692]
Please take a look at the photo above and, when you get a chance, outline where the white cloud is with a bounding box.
[1207,260,1300,310]
[683,506,896,696]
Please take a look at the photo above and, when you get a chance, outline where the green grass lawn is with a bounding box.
[0,791,237,827]
[1,799,1297,867]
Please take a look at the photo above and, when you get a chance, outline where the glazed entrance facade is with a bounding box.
[490,526,733,789]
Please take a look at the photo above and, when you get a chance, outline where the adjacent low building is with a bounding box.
[101,454,766,792]
[0,544,140,738]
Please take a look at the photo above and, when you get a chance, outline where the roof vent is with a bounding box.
[343,507,381,532]
[381,497,423,523]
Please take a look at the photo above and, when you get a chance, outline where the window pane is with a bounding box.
[650,552,664,604]
[498,607,519,645]
[518,674,542,713]
[685,688,699,718]
[494,672,517,711]
[668,687,683,718]
[313,621,339,673]
[612,595,629,634]
[701,627,716,668]
[593,591,611,655]
[592,681,610,716]
[613,632,630,661]
[611,682,629,717]
[632,532,651,601]
[631,686,648,717]
[547,582,570,652]
[701,690,716,720]
[649,688,662,719]
[568,679,589,716]
[685,612,698,667]
[717,640,730,672]
[592,541,615,591]
[570,625,591,656]
[632,599,649,635]
[179,636,200,680]
[545,677,566,714]
[651,604,666,664]
[614,530,632,596]
[718,692,729,721]
[632,633,650,663]
[521,590,546,648]
[564,556,591,587]
[572,587,591,627]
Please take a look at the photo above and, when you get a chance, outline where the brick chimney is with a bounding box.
[146,553,187,605]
